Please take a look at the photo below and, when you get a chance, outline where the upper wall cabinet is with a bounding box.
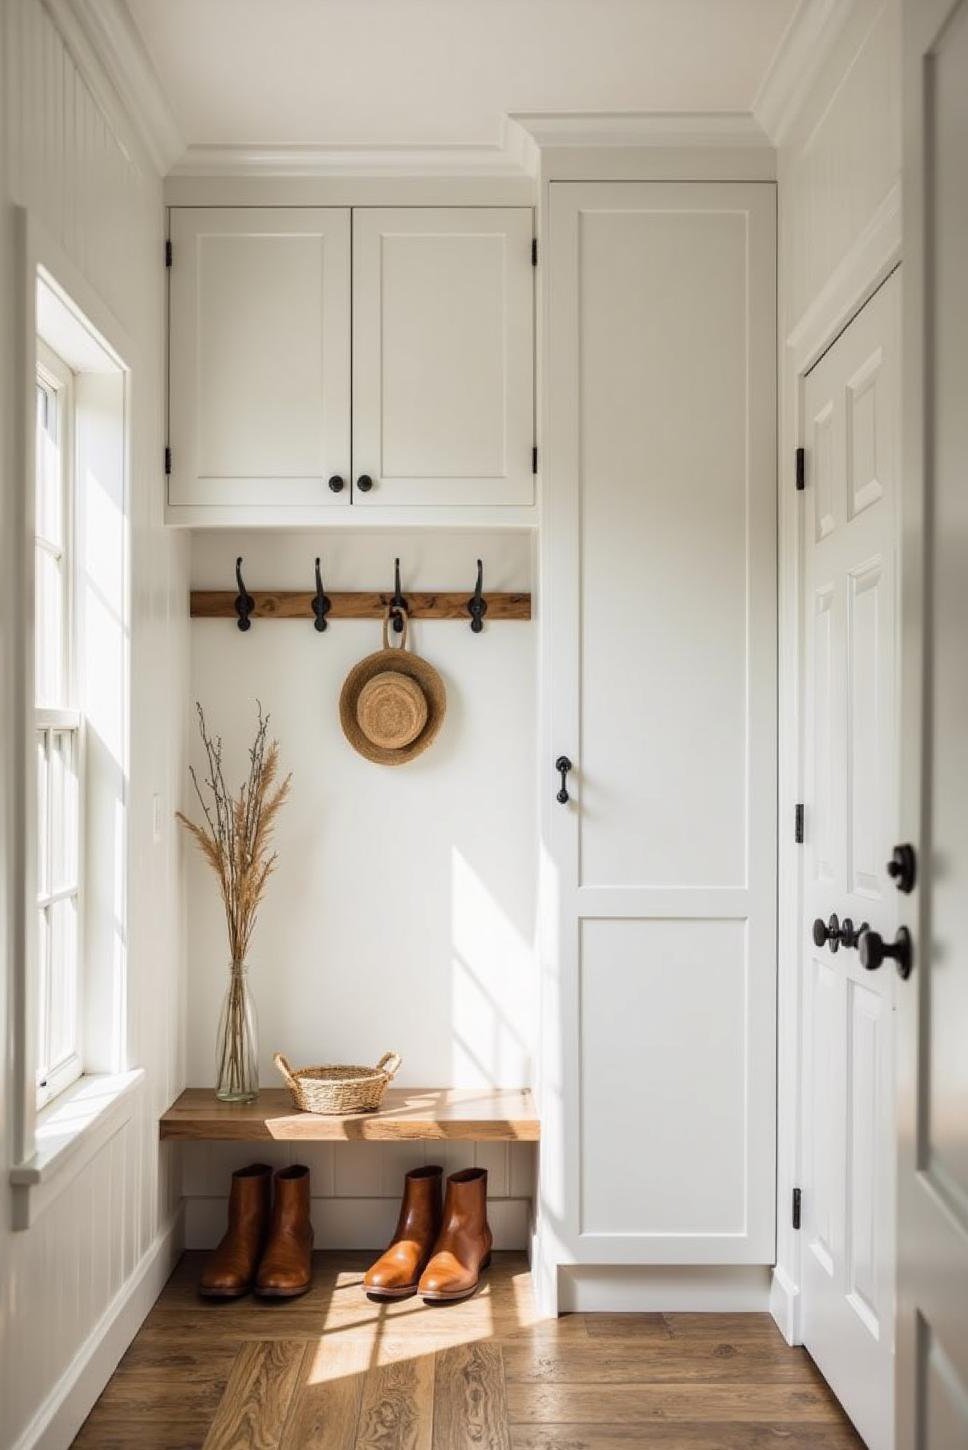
[168,208,351,510]
[166,206,535,522]
[351,208,534,507]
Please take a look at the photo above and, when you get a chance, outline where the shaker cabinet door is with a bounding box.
[543,181,777,1266]
[351,208,534,507]
[168,208,351,509]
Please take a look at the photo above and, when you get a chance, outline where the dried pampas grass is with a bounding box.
[176,702,292,964]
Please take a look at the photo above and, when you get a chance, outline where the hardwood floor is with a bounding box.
[72,1253,864,1450]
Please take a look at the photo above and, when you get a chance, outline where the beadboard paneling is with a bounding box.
[0,3,189,1446]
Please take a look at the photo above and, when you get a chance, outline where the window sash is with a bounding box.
[34,343,82,1108]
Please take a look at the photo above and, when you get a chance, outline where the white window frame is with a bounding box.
[10,217,141,1230]
[34,341,85,1109]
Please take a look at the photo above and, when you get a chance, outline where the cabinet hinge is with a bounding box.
[532,445,538,474]
[792,1187,802,1230]
[164,446,172,475]
[794,803,804,844]
[165,239,172,268]
[795,446,805,491]
[531,237,538,267]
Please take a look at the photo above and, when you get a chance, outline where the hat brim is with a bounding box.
[339,647,446,765]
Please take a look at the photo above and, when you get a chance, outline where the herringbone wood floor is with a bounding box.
[72,1252,864,1449]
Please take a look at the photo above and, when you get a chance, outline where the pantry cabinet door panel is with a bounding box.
[580,919,760,1250]
[352,208,534,506]
[576,201,766,890]
[168,208,350,508]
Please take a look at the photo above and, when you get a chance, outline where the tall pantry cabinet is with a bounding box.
[539,182,777,1287]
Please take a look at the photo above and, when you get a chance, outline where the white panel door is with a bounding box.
[543,182,776,1264]
[352,208,534,507]
[897,3,968,1446]
[168,208,351,508]
[800,272,900,1450]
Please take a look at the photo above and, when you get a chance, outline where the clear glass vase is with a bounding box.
[215,962,258,1103]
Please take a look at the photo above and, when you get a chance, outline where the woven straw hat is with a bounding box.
[339,609,446,765]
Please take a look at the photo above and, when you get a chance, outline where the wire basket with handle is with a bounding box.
[273,1051,401,1114]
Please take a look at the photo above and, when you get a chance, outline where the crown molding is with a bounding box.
[169,112,772,180]
[43,0,185,176]
[752,0,859,146]
[169,143,528,179]
[508,111,772,151]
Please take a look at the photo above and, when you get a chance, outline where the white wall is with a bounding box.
[0,3,189,1446]
[185,529,537,1246]
[773,0,901,1342]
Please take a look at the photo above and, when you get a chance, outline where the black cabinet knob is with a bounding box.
[328,475,344,493]
[555,756,572,804]
[859,926,913,979]
[886,844,916,893]
[356,474,373,493]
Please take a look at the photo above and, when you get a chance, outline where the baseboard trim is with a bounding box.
[557,1264,773,1313]
[770,1264,802,1345]
[11,1206,184,1450]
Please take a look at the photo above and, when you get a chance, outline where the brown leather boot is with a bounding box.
[199,1163,272,1298]
[364,1165,443,1299]
[418,1167,493,1302]
[255,1165,314,1298]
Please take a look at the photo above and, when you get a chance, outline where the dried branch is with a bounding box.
[176,703,292,964]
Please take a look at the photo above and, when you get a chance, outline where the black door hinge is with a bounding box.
[532,445,538,474]
[165,239,172,268]
[792,1187,802,1230]
[794,803,804,844]
[164,446,172,475]
[795,446,805,491]
[531,238,538,267]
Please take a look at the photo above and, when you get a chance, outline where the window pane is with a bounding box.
[47,895,78,1072]
[35,904,50,1082]
[50,729,79,892]
[34,544,65,706]
[36,730,49,898]
[35,381,62,547]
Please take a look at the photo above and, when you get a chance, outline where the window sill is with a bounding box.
[10,1068,145,1230]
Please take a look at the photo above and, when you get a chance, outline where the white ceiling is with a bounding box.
[124,0,798,152]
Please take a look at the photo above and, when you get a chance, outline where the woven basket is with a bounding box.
[273,1050,401,1115]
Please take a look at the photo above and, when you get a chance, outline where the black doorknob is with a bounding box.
[812,913,841,952]
[555,756,572,804]
[813,913,869,953]
[838,917,868,950]
[356,474,373,493]
[859,926,913,979]
[886,844,916,894]
[328,475,344,493]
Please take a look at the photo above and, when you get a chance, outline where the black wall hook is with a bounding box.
[234,557,254,632]
[468,558,488,633]
[312,557,331,632]
[390,556,407,633]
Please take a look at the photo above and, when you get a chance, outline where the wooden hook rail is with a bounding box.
[190,590,532,622]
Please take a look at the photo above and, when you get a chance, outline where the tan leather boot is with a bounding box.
[199,1163,271,1298]
[255,1165,314,1298]
[364,1165,443,1298]
[418,1167,493,1302]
